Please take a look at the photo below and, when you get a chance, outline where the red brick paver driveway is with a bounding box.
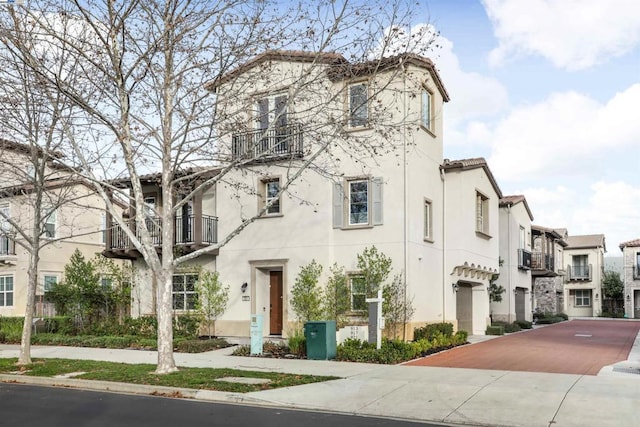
[405,320,640,375]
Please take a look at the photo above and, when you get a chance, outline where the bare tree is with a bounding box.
[0,28,102,364]
[0,0,432,373]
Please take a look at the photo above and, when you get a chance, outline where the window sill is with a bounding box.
[423,237,434,243]
[475,230,492,240]
[420,125,436,138]
[341,224,374,230]
[259,213,283,219]
[344,125,372,133]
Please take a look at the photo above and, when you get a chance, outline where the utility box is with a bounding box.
[304,321,337,360]
[250,314,264,355]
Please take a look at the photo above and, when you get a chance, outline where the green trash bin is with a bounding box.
[304,321,337,360]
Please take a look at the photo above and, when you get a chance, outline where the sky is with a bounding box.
[414,0,640,256]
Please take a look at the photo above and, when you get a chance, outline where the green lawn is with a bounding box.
[0,358,337,393]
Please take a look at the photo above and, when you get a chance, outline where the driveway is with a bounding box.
[405,319,640,375]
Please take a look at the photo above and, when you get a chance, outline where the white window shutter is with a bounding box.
[333,182,344,229]
[372,177,383,225]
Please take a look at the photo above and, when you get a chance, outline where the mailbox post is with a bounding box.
[366,289,384,350]
[250,314,263,355]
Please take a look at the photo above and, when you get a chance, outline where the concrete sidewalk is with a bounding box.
[1,337,639,427]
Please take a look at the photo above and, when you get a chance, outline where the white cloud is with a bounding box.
[488,84,640,180]
[484,0,640,70]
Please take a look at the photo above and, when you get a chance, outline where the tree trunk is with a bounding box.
[155,270,177,374]
[18,250,39,366]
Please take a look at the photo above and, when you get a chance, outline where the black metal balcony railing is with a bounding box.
[232,123,303,161]
[0,236,16,256]
[567,264,592,281]
[531,252,554,271]
[518,248,532,270]
[108,215,218,250]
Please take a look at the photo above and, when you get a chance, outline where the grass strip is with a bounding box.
[0,358,337,393]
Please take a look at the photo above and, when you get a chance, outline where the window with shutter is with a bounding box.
[333,177,383,229]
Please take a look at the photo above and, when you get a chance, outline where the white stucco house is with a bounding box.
[103,50,506,338]
[493,195,534,322]
[619,239,640,318]
[563,234,606,317]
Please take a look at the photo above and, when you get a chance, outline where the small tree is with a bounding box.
[92,255,134,324]
[357,246,393,297]
[194,271,230,338]
[602,270,624,315]
[323,263,351,329]
[382,273,415,339]
[291,260,324,323]
[488,275,505,303]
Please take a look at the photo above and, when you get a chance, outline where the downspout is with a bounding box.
[400,58,409,340]
[507,203,512,323]
[441,167,446,323]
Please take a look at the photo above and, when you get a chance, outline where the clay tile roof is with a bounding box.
[206,50,450,102]
[565,234,606,252]
[619,238,640,249]
[441,157,502,198]
[499,194,534,221]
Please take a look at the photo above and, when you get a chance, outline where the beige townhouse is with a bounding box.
[0,139,110,317]
[563,234,606,317]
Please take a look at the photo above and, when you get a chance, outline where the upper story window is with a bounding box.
[144,196,156,218]
[519,226,526,249]
[348,82,368,128]
[421,88,432,131]
[260,177,281,216]
[475,191,489,236]
[43,275,58,292]
[256,95,288,130]
[333,177,383,229]
[424,199,433,242]
[0,203,9,232]
[572,254,589,279]
[44,209,56,238]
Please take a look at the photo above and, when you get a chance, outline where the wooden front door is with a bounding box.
[269,271,283,335]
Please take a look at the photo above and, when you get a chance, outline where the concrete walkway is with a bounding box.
[1,324,639,427]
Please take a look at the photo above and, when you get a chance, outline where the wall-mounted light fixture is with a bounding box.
[241,282,248,293]
[595,293,599,300]
[452,283,459,293]
[627,294,631,301]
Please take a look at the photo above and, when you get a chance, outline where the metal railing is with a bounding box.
[231,123,303,161]
[107,214,218,250]
[531,252,554,271]
[518,248,532,270]
[567,264,592,281]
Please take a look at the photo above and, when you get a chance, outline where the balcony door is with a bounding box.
[256,95,288,155]
[573,255,588,279]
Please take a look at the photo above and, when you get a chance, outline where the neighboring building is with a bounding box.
[104,50,504,337]
[563,234,606,317]
[531,225,567,315]
[493,195,534,322]
[619,239,640,318]
[441,158,501,334]
[0,140,110,317]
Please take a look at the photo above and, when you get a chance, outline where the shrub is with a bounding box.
[43,317,74,335]
[287,329,306,358]
[231,345,251,356]
[174,338,229,353]
[514,320,533,329]
[174,314,200,339]
[124,316,158,337]
[413,322,454,341]
[453,330,468,344]
[557,313,569,321]
[486,325,504,335]
[504,323,521,333]
[0,317,24,342]
[536,316,564,324]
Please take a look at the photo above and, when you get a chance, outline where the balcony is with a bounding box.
[567,264,592,281]
[105,214,218,259]
[518,249,532,270]
[232,123,303,161]
[531,252,554,271]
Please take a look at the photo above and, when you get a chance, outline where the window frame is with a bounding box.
[44,208,57,239]
[172,273,198,311]
[475,190,490,237]
[0,275,14,307]
[424,198,433,242]
[574,289,591,307]
[347,81,369,129]
[349,275,367,312]
[257,176,283,217]
[421,87,433,132]
[348,178,370,226]
[43,274,59,293]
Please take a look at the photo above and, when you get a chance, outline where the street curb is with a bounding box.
[0,374,286,407]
